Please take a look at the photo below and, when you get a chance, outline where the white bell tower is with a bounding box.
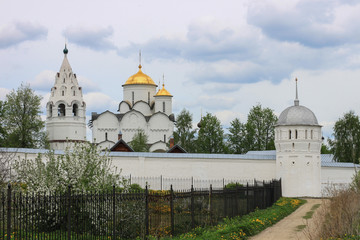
[275,79,322,197]
[46,45,87,150]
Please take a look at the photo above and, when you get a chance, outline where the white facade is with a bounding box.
[90,65,174,152]
[46,46,87,150]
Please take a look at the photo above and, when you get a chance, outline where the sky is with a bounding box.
[1,0,360,141]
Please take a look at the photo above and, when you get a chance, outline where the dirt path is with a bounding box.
[249,198,323,240]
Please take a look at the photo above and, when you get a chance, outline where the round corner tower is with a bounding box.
[275,79,322,197]
[46,45,87,150]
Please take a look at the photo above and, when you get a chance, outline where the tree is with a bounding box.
[245,104,278,151]
[3,83,47,148]
[328,111,360,164]
[196,113,226,153]
[173,108,197,152]
[129,129,149,152]
[227,118,247,154]
[0,101,7,147]
[0,149,15,187]
[13,142,124,193]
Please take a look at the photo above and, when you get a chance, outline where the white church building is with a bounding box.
[6,46,356,198]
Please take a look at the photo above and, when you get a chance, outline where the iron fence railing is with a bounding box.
[0,179,281,239]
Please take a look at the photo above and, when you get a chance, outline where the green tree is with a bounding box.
[173,108,197,152]
[13,142,124,193]
[129,129,150,152]
[3,83,47,148]
[328,111,360,164]
[245,104,278,151]
[0,101,7,147]
[321,143,332,154]
[227,118,247,154]
[196,113,226,153]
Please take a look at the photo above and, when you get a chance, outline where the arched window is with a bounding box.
[72,104,78,116]
[62,91,64,96]
[49,104,53,117]
[292,143,295,151]
[163,102,165,112]
[164,134,166,143]
[63,78,65,83]
[305,130,308,139]
[311,130,313,139]
[58,104,65,116]
[105,132,108,141]
[289,130,292,139]
[148,92,150,104]
[73,91,76,96]
[295,130,298,139]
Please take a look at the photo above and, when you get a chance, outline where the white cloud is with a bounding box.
[0,22,47,49]
[84,92,118,113]
[30,70,55,91]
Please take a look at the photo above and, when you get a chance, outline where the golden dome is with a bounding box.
[155,84,172,97]
[123,65,156,86]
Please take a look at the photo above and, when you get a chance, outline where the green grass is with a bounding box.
[157,198,306,240]
[295,224,306,232]
[302,203,321,220]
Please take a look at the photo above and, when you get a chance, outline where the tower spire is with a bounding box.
[294,78,299,106]
[139,50,142,68]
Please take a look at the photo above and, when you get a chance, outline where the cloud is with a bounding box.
[77,76,100,93]
[64,26,117,52]
[84,92,118,113]
[0,88,10,100]
[0,22,47,49]
[247,0,360,48]
[30,70,56,91]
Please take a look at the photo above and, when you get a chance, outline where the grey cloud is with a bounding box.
[64,26,117,51]
[247,1,360,48]
[0,22,47,49]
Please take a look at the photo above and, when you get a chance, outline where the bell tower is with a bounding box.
[46,45,87,150]
[275,79,322,197]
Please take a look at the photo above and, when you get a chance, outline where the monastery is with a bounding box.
[10,46,356,198]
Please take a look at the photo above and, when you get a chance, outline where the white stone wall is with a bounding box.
[154,96,172,116]
[123,85,157,107]
[275,125,322,197]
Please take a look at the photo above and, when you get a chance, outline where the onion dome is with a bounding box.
[123,65,156,86]
[155,84,172,97]
[63,44,68,54]
[276,78,320,126]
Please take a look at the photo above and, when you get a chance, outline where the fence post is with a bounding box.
[7,183,11,240]
[67,185,71,240]
[112,185,116,240]
[209,184,213,225]
[170,185,174,236]
[191,185,195,229]
[145,185,149,237]
[246,182,249,214]
[160,175,163,191]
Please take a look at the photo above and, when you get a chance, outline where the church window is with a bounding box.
[58,104,65,117]
[292,143,295,151]
[73,91,76,96]
[308,143,311,151]
[72,104,78,116]
[164,134,166,143]
[311,130,313,139]
[105,132,108,141]
[295,130,298,139]
[305,130,308,139]
[163,102,165,112]
[62,91,64,96]
[63,78,65,83]
[49,104,53,117]
[132,92,134,106]
[289,130,292,139]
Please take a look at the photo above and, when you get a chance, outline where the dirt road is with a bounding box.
[249,198,323,240]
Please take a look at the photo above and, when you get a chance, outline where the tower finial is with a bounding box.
[294,78,299,106]
[162,73,165,87]
[63,43,68,55]
[139,50,142,68]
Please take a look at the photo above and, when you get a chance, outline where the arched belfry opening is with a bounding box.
[58,104,65,117]
[73,104,78,116]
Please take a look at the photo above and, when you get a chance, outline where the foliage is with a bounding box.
[129,129,150,152]
[329,111,360,164]
[174,108,197,152]
[163,198,305,240]
[245,104,277,151]
[2,83,48,148]
[224,182,244,189]
[321,143,332,154]
[0,100,7,146]
[227,118,247,154]
[13,142,125,193]
[196,113,226,153]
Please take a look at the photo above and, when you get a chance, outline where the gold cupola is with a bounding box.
[123,64,157,86]
[155,83,172,97]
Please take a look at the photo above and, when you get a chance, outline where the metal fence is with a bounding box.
[126,175,255,190]
[0,179,281,239]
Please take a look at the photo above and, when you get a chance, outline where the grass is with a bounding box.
[156,197,305,240]
[295,225,306,232]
